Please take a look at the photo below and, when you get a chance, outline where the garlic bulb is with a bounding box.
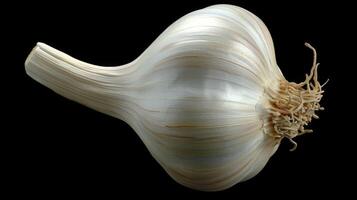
[25,4,325,191]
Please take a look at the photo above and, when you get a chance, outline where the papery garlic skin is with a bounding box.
[25,5,323,191]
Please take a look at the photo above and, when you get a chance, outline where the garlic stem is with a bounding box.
[25,42,133,120]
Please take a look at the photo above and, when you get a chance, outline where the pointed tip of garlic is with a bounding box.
[25,45,40,68]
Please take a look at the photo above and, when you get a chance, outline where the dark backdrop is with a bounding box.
[4,0,353,198]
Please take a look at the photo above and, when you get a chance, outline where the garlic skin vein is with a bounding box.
[25,4,324,191]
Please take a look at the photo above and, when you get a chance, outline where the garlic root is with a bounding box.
[265,43,325,151]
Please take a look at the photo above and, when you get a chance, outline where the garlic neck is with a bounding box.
[25,42,134,120]
[264,43,326,151]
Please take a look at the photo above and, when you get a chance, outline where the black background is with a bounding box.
[4,0,354,198]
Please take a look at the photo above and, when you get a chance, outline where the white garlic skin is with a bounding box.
[25,5,287,191]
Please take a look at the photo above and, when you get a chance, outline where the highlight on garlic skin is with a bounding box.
[25,4,325,191]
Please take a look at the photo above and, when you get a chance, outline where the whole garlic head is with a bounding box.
[25,4,324,191]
